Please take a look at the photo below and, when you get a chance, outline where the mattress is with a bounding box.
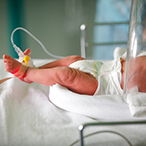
[0,59,146,146]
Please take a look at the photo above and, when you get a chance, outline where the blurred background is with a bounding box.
[0,0,131,60]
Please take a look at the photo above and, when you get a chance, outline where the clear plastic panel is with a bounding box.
[124,0,146,95]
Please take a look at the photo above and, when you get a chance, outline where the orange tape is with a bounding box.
[14,64,28,78]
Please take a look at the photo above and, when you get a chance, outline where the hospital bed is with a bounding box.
[1,0,146,146]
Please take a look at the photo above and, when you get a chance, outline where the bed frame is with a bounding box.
[80,21,129,59]
[78,120,146,146]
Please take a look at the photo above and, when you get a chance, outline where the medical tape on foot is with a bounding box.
[0,64,28,85]
[13,64,28,78]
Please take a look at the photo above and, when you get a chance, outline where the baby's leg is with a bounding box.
[26,66,98,95]
[19,48,84,68]
[38,55,85,69]
[3,55,98,95]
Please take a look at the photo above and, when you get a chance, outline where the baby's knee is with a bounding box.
[69,55,85,61]
[64,55,85,66]
[57,67,78,84]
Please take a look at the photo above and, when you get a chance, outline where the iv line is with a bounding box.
[11,27,64,59]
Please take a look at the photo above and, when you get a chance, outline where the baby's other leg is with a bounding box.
[39,55,85,69]
[23,49,31,57]
[20,49,84,69]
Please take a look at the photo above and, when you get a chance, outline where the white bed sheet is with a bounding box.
[0,59,146,146]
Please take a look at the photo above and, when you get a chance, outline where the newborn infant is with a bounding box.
[3,49,146,95]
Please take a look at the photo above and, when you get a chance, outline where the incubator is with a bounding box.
[124,0,146,95]
[6,0,146,97]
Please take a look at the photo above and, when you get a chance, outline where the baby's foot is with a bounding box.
[23,48,31,57]
[3,55,32,83]
[3,55,21,74]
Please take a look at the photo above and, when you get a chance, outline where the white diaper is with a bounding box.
[69,58,123,95]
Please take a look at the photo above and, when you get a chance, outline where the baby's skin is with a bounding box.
[128,55,146,92]
[3,49,146,94]
[3,49,98,95]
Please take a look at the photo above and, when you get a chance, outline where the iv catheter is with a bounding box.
[12,43,31,66]
[11,27,64,60]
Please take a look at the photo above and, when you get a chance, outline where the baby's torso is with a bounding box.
[70,58,124,95]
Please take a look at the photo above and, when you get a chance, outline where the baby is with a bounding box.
[3,49,146,95]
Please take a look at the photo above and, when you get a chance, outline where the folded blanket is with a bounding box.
[49,84,138,120]
[127,92,146,117]
[50,84,146,119]
[0,59,146,146]
[0,59,96,146]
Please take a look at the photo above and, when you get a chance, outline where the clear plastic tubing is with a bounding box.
[11,27,64,59]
